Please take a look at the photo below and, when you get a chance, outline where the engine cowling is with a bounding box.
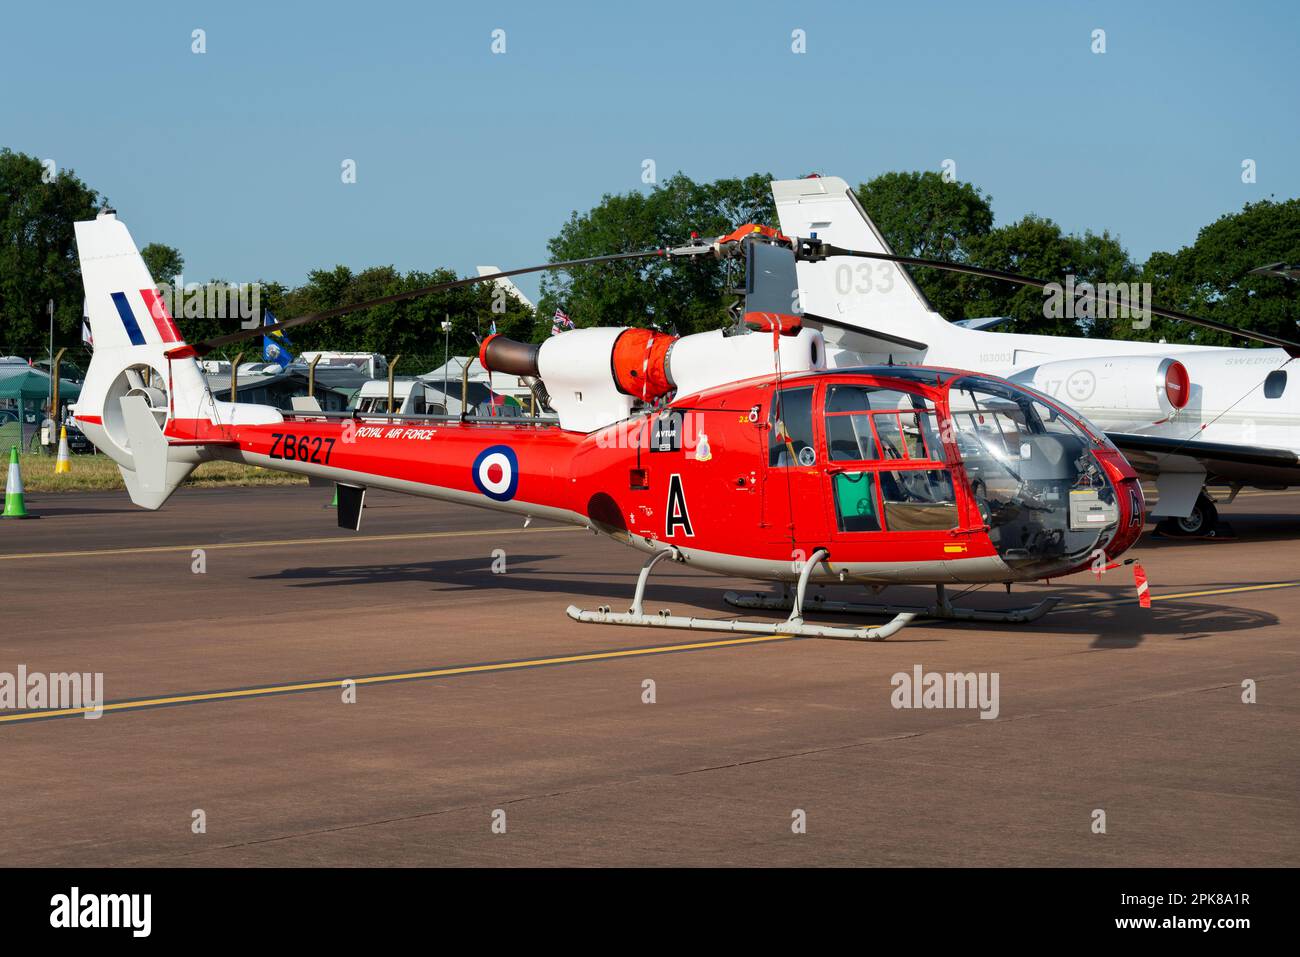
[481,325,825,433]
[1010,355,1191,419]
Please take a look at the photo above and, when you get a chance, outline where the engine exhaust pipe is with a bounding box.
[479,334,541,377]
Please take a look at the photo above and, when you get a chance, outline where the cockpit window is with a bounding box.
[824,384,943,463]
[825,384,932,413]
[769,386,815,467]
[879,469,958,531]
[1005,380,1108,444]
[824,381,956,533]
[948,377,1096,447]
[948,376,1120,573]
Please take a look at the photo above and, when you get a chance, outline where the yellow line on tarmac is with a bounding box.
[0,525,584,562]
[1150,581,1300,600]
[0,633,792,724]
[1058,580,1300,611]
[3,581,1293,725]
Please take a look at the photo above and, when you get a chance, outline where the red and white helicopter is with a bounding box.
[70,211,1147,640]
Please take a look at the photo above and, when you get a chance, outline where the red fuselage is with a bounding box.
[167,367,1144,586]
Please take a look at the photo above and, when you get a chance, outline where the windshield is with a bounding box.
[947,375,1119,574]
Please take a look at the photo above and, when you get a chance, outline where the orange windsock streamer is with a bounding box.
[1133,564,1151,608]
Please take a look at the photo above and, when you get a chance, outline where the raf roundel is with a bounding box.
[472,445,519,502]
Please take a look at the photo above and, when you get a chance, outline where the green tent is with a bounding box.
[0,367,82,452]
[0,367,82,402]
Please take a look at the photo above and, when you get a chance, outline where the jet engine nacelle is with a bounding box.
[482,325,825,433]
[1011,355,1190,419]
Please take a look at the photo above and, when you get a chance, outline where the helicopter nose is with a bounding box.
[967,432,1140,578]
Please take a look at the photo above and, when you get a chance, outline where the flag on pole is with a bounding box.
[261,309,295,369]
[551,308,574,336]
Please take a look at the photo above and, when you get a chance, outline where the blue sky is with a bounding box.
[3,0,1296,300]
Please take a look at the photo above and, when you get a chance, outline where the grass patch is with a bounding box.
[12,453,307,493]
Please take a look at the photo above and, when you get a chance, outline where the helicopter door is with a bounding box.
[821,383,960,543]
[762,385,825,545]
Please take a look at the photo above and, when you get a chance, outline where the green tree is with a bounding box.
[960,215,1139,337]
[538,172,775,339]
[269,264,533,371]
[855,171,994,321]
[1128,199,1300,348]
[141,243,184,286]
[0,149,102,353]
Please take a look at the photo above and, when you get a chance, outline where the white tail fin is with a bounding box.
[476,266,536,311]
[73,211,210,507]
[771,177,946,354]
[74,212,283,509]
[76,210,188,351]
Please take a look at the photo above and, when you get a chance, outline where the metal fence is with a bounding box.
[0,397,42,454]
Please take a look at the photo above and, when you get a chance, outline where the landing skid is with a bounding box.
[566,548,916,641]
[568,549,1061,641]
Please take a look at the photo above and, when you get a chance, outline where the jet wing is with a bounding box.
[1107,431,1300,474]
[953,316,1013,330]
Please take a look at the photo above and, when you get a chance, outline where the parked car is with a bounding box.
[33,420,96,454]
[65,423,95,454]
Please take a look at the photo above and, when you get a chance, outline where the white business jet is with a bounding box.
[773,176,1300,536]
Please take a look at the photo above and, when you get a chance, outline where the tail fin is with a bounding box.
[771,177,945,357]
[476,265,536,311]
[77,209,187,351]
[73,211,211,508]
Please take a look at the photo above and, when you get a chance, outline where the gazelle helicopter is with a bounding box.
[71,210,1150,641]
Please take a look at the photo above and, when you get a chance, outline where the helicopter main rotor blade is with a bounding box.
[174,248,673,359]
[798,240,1300,358]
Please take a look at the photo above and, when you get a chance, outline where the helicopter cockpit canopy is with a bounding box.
[943,373,1127,574]
[768,366,1139,577]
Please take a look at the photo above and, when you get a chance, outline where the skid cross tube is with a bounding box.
[630,546,681,616]
[786,547,828,627]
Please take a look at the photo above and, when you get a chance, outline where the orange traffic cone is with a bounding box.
[54,426,72,474]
